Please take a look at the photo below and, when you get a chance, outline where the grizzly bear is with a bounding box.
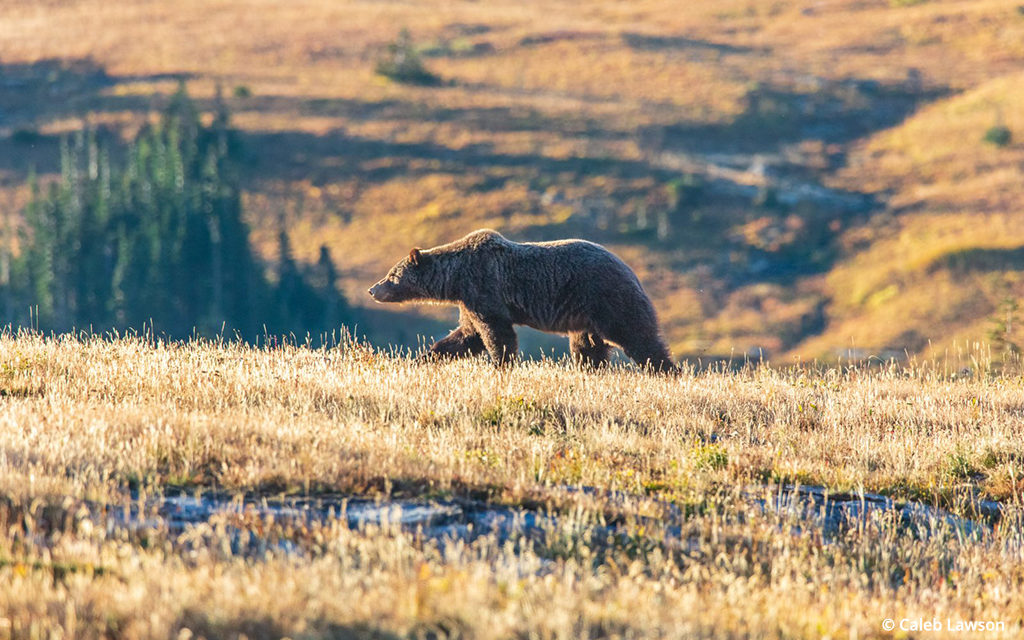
[368,229,677,372]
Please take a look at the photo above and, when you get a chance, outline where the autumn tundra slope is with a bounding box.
[1,1,1023,357]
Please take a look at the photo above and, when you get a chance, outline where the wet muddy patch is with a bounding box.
[87,484,1003,560]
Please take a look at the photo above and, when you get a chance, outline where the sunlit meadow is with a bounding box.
[0,333,1022,638]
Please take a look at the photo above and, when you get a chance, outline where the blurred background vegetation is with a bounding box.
[4,87,346,343]
[0,0,1022,361]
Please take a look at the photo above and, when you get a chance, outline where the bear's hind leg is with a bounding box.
[619,338,677,373]
[602,324,677,373]
[569,332,610,368]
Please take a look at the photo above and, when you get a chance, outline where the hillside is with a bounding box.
[0,335,1022,637]
[1,0,1023,357]
[800,69,1024,361]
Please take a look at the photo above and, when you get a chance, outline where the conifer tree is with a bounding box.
[5,87,349,343]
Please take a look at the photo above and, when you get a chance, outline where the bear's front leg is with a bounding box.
[569,332,610,368]
[472,314,518,366]
[424,325,486,360]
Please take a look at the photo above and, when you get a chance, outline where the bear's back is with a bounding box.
[515,237,634,277]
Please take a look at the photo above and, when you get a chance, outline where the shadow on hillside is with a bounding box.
[294,96,631,139]
[239,127,670,185]
[2,58,925,213]
[647,77,949,154]
[929,246,1024,274]
[0,58,193,177]
[622,32,767,55]
[1,58,942,184]
[0,58,193,118]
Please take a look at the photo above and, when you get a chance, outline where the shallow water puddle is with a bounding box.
[97,485,1000,556]
[102,492,559,548]
[749,485,1000,540]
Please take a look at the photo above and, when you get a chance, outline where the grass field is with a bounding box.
[3,4,1024,634]
[2,0,1023,359]
[1,334,1022,638]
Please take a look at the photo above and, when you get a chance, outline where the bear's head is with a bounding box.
[368,248,430,303]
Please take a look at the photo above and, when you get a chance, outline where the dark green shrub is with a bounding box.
[983,125,1012,147]
[375,29,442,86]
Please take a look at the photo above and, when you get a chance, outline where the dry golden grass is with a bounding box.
[1,334,1024,637]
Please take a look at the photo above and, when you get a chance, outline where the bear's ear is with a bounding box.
[409,247,422,266]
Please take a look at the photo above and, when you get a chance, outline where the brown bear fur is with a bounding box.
[368,229,677,372]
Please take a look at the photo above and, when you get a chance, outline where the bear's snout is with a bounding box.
[368,280,398,303]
